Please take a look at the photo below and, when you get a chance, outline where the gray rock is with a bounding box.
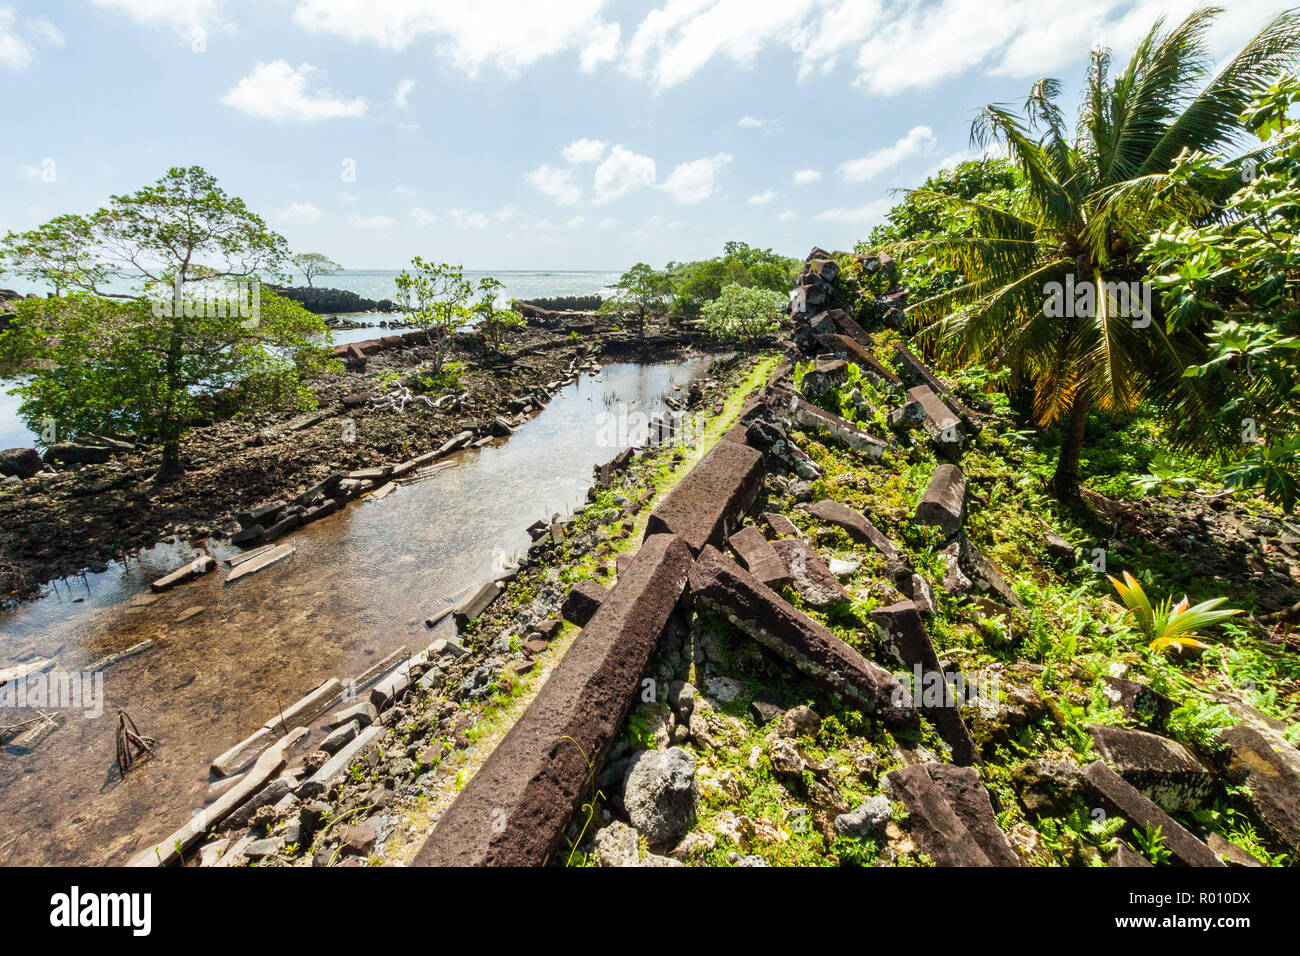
[834,795,892,840]
[0,447,42,479]
[622,747,699,848]
[244,838,280,861]
[593,821,640,867]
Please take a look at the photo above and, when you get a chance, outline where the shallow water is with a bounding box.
[0,357,712,865]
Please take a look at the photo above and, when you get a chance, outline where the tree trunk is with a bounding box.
[156,442,183,483]
[1051,391,1092,501]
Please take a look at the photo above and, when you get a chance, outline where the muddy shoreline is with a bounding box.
[0,322,714,606]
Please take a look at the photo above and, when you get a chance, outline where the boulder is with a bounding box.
[1087,724,1213,812]
[834,795,892,840]
[0,447,43,478]
[1099,676,1175,731]
[806,499,905,567]
[1214,725,1300,854]
[622,747,699,848]
[44,442,111,465]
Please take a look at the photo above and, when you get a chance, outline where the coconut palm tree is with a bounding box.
[891,6,1300,500]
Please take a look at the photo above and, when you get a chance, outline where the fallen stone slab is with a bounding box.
[368,666,412,711]
[1207,832,1265,867]
[882,765,994,866]
[1087,724,1213,812]
[1099,676,1176,731]
[0,656,56,687]
[211,726,278,778]
[259,513,301,544]
[915,463,966,538]
[800,358,849,396]
[762,512,802,539]
[871,601,980,765]
[236,499,286,529]
[151,554,216,593]
[644,439,764,555]
[225,544,295,584]
[414,533,692,866]
[325,700,378,730]
[44,442,112,465]
[1110,842,1155,867]
[770,537,850,610]
[1080,760,1222,867]
[452,579,502,625]
[130,730,303,866]
[924,764,1021,865]
[268,678,343,734]
[320,720,359,756]
[298,723,386,799]
[1214,725,1300,854]
[689,546,916,733]
[829,310,872,347]
[895,345,981,433]
[728,525,792,589]
[806,499,904,565]
[950,534,1023,609]
[561,578,610,628]
[891,385,965,459]
[816,333,902,388]
[771,394,888,458]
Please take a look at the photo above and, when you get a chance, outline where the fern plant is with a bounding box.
[1108,570,1242,656]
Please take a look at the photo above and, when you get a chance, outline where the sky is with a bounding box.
[0,0,1292,272]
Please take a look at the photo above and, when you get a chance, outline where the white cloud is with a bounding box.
[394,77,415,109]
[450,209,490,229]
[338,191,361,202]
[277,201,322,225]
[580,22,620,72]
[622,0,817,90]
[813,198,892,224]
[393,184,416,197]
[450,206,516,229]
[597,217,617,230]
[737,115,766,128]
[1,8,63,69]
[222,61,366,122]
[839,125,937,182]
[661,153,731,205]
[747,189,777,205]
[593,145,657,204]
[90,0,225,39]
[526,164,582,205]
[793,168,822,185]
[566,215,585,228]
[778,209,797,221]
[409,207,437,226]
[347,213,395,229]
[561,138,608,164]
[292,0,617,76]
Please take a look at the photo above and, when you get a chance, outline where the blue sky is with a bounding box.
[0,0,1290,272]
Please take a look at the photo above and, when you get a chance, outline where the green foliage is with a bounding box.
[471,276,525,349]
[1108,571,1243,656]
[0,287,332,473]
[699,283,783,343]
[292,252,342,287]
[878,10,1300,499]
[1134,822,1172,865]
[662,241,799,317]
[1144,76,1300,511]
[394,257,472,374]
[598,262,672,340]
